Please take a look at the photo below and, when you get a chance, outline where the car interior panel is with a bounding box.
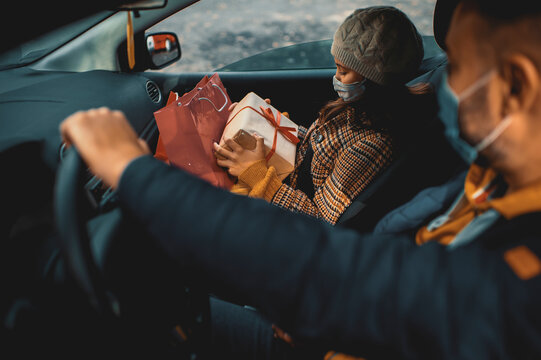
[0,0,468,357]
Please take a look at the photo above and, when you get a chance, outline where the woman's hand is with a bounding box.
[214,134,266,177]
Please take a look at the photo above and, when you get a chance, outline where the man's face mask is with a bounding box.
[438,70,513,164]
[333,75,367,102]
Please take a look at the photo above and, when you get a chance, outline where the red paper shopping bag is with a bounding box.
[154,74,234,189]
[155,76,213,163]
[154,91,179,164]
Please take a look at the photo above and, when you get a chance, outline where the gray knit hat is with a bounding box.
[331,6,424,85]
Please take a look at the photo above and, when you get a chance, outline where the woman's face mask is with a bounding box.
[333,75,367,102]
[438,70,513,164]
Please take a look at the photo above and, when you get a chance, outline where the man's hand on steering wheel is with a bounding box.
[60,107,150,189]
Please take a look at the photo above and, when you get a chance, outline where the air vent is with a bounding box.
[146,80,162,104]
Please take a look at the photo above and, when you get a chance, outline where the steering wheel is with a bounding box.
[53,147,210,356]
[54,147,113,314]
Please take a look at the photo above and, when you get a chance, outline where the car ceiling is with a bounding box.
[0,1,132,54]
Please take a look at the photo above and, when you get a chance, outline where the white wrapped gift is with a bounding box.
[220,92,299,180]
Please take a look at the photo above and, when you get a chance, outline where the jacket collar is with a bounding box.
[465,163,541,219]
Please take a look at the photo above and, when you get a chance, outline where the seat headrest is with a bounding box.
[407,54,447,88]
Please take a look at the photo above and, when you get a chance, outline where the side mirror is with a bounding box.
[146,32,181,69]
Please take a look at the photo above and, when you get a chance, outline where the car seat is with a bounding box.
[337,54,467,232]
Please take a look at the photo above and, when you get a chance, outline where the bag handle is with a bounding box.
[192,84,229,112]
[176,83,228,112]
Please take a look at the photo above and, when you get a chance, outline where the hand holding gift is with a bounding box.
[214,97,271,177]
[213,133,266,177]
[218,92,299,180]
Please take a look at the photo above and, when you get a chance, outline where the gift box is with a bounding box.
[220,92,299,180]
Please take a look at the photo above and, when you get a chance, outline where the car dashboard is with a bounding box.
[0,68,164,212]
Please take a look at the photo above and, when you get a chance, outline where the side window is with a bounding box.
[147,0,438,73]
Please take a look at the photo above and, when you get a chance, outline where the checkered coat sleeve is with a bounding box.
[272,122,393,224]
[235,108,394,225]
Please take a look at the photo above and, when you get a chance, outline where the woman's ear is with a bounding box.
[501,54,540,115]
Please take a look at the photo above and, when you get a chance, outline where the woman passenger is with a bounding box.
[214,6,430,225]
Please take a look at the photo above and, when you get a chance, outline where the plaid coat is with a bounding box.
[271,106,394,224]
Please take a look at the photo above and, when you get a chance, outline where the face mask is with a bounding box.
[437,70,513,163]
[333,75,367,102]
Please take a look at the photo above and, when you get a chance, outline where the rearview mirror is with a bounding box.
[146,32,181,69]
[119,0,167,10]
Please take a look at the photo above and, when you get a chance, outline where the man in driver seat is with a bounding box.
[59,0,541,358]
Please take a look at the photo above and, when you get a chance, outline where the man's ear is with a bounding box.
[501,54,540,115]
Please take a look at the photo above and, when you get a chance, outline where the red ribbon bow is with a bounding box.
[226,105,299,161]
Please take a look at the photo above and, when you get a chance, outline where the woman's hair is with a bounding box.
[319,81,436,145]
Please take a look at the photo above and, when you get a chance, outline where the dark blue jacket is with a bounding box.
[373,170,467,235]
[117,155,541,359]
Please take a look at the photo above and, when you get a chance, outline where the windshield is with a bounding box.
[0,11,113,70]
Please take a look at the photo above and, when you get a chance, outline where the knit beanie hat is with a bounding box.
[331,6,424,85]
